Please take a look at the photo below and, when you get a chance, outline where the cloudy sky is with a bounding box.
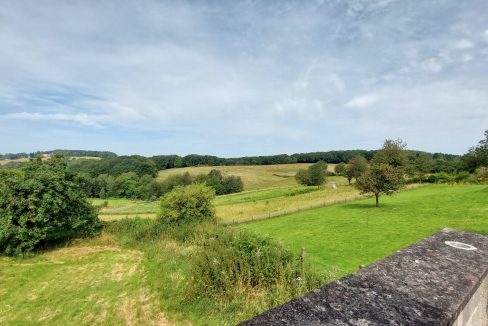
[1,0,487,156]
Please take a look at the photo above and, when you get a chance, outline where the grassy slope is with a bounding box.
[0,234,169,325]
[217,179,360,223]
[97,163,347,222]
[157,163,335,191]
[243,184,488,276]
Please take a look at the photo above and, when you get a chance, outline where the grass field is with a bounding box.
[216,178,361,223]
[97,163,351,222]
[0,234,169,325]
[243,184,488,276]
[94,177,360,223]
[2,183,487,325]
[157,163,335,191]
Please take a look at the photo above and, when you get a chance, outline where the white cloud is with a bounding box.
[2,112,111,126]
[346,95,379,109]
[454,39,474,49]
[420,57,443,73]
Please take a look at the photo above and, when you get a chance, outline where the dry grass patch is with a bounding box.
[0,238,170,325]
[157,163,336,190]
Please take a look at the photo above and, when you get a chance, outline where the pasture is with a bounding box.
[97,163,354,222]
[243,184,488,275]
[157,163,335,190]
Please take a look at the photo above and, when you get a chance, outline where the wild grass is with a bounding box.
[243,184,488,276]
[0,233,168,325]
[217,179,360,224]
[104,218,330,325]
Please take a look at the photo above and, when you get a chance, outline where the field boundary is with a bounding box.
[221,194,367,225]
[223,184,423,225]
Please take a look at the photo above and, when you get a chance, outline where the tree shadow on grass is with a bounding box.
[340,202,392,210]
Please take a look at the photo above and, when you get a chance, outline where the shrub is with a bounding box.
[476,167,488,183]
[0,156,101,255]
[158,183,216,225]
[191,227,327,299]
[222,175,244,193]
[295,161,328,186]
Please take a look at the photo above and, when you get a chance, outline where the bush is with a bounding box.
[191,227,327,299]
[222,175,244,193]
[476,167,488,183]
[0,156,101,255]
[295,161,328,186]
[158,183,216,225]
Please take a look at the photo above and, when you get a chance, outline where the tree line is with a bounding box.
[0,149,117,160]
[2,149,462,174]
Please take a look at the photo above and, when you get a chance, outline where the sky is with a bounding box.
[0,0,487,157]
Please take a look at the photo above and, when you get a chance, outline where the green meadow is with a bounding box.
[3,163,487,325]
[243,184,488,275]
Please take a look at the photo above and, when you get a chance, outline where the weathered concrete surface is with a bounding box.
[241,228,488,325]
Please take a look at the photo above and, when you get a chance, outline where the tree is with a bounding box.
[356,164,405,207]
[464,130,488,170]
[295,169,310,185]
[334,162,347,176]
[222,175,244,193]
[372,139,408,167]
[295,161,328,186]
[158,183,215,224]
[345,156,368,184]
[0,156,101,255]
[308,161,328,186]
[412,152,433,177]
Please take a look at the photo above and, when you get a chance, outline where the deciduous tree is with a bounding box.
[345,156,368,184]
[356,164,405,207]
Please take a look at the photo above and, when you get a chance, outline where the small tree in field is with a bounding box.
[356,164,405,207]
[345,156,368,184]
[158,183,215,224]
[295,161,328,186]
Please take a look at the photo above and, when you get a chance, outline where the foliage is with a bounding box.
[163,170,244,196]
[158,184,216,225]
[68,155,158,177]
[475,167,488,183]
[334,162,347,175]
[372,139,408,167]
[463,130,488,171]
[0,156,101,255]
[191,227,327,299]
[356,163,405,207]
[408,152,433,177]
[345,155,368,184]
[295,161,327,186]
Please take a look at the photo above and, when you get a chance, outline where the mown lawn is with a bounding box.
[243,184,488,276]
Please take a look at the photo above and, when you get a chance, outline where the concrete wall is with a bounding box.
[241,229,488,326]
[452,273,488,326]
